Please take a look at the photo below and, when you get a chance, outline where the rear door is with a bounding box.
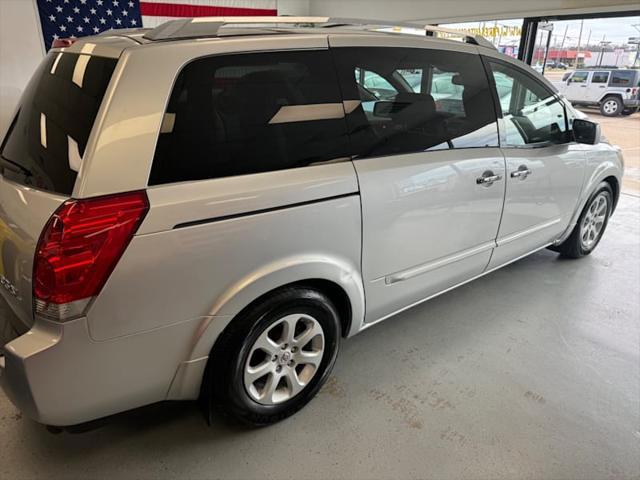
[483,58,585,269]
[330,38,505,323]
[0,50,117,330]
[585,71,610,102]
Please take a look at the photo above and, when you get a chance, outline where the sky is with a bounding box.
[445,16,640,48]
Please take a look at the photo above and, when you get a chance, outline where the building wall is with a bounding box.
[584,50,638,67]
[0,0,45,138]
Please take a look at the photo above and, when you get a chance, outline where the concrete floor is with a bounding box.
[0,199,638,479]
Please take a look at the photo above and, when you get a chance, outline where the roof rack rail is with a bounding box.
[325,17,496,49]
[142,16,329,41]
[142,16,496,49]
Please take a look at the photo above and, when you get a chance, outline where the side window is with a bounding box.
[333,47,499,158]
[396,69,423,93]
[569,71,589,84]
[487,61,568,146]
[610,71,636,87]
[591,72,610,84]
[355,67,398,102]
[149,50,349,185]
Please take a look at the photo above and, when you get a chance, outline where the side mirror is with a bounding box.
[373,101,394,117]
[572,118,601,145]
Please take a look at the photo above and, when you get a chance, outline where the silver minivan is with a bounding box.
[0,17,624,428]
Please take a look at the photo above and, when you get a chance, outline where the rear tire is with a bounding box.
[600,96,622,117]
[550,182,613,259]
[204,287,340,426]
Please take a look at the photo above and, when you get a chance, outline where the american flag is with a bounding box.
[35,0,277,51]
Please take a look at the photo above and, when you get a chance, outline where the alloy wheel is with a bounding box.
[244,313,325,405]
[602,100,618,115]
[580,192,608,250]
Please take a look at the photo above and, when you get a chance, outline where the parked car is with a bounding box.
[556,69,640,116]
[546,61,568,70]
[0,17,623,428]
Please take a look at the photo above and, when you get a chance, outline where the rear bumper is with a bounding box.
[623,98,639,108]
[1,308,206,426]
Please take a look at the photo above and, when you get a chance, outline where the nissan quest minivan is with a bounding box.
[0,17,624,427]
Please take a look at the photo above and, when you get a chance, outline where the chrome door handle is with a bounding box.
[476,172,502,186]
[511,165,532,179]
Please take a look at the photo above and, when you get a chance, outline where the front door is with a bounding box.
[563,71,590,102]
[484,58,586,268]
[330,40,506,322]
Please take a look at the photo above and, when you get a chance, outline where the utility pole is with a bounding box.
[598,35,607,67]
[576,19,584,67]
[633,24,640,67]
[559,25,568,64]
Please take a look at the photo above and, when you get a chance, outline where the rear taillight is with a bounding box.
[52,38,77,49]
[33,191,149,321]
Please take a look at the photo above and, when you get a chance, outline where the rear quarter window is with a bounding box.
[149,50,349,185]
[609,71,637,87]
[1,52,116,195]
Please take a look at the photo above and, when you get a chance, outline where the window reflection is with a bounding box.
[334,47,500,158]
[488,61,568,146]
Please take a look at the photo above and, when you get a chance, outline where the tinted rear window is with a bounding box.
[609,71,637,87]
[149,50,349,185]
[1,52,117,195]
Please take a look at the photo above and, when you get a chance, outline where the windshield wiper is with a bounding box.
[0,155,34,178]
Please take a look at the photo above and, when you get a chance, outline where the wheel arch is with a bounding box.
[190,255,365,361]
[603,175,620,212]
[166,256,365,401]
[599,92,623,103]
[554,159,622,247]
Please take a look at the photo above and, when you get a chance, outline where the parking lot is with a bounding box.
[544,69,640,195]
[585,111,640,195]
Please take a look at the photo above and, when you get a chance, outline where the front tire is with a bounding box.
[550,182,613,259]
[600,96,622,117]
[204,287,340,426]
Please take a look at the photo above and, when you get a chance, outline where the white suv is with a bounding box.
[557,68,640,116]
[0,17,624,428]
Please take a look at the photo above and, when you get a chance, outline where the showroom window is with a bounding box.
[487,60,568,146]
[149,50,349,185]
[333,47,499,158]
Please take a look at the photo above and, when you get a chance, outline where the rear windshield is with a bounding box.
[1,52,117,195]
